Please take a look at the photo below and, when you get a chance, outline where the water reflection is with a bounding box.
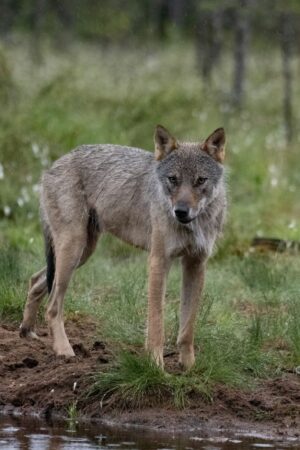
[0,414,299,450]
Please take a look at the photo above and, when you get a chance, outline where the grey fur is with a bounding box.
[41,143,225,255]
[20,126,227,369]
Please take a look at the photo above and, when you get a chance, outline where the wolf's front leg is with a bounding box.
[146,235,170,369]
[177,255,206,370]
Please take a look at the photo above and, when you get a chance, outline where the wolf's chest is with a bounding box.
[165,223,215,258]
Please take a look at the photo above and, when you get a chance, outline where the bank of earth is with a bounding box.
[0,319,299,442]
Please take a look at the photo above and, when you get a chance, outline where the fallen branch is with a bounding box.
[251,237,300,253]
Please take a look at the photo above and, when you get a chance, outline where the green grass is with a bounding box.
[0,37,300,409]
[66,400,79,421]
[89,352,211,409]
[0,245,40,322]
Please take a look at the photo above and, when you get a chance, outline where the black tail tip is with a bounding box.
[45,237,55,294]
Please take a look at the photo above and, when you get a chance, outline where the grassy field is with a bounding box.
[0,37,299,407]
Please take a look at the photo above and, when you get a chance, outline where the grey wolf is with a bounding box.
[20,125,227,370]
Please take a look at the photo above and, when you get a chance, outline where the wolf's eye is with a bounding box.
[195,177,207,186]
[168,176,178,185]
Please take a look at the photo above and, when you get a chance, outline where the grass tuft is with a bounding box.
[90,352,211,409]
[0,246,24,322]
[90,352,170,408]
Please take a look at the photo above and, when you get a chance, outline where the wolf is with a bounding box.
[20,125,227,370]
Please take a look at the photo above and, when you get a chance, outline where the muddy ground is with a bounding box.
[0,319,299,441]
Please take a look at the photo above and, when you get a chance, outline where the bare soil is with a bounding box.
[0,319,299,441]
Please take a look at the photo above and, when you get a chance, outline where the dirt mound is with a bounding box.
[0,320,299,440]
[0,318,111,414]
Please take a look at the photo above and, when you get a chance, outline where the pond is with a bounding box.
[0,414,299,450]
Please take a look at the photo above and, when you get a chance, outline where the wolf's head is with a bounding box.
[154,125,226,224]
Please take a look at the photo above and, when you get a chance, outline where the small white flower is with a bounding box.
[231,145,239,154]
[268,164,277,174]
[32,184,40,193]
[4,206,11,216]
[41,157,49,167]
[199,111,208,122]
[21,187,30,202]
[29,237,34,244]
[32,143,40,155]
[0,163,4,180]
[17,198,24,207]
[244,134,253,147]
[271,177,278,187]
[288,220,296,230]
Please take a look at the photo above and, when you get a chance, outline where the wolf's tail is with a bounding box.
[44,226,55,294]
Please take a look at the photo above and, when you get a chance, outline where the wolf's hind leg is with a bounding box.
[20,267,47,338]
[177,255,205,370]
[46,231,87,357]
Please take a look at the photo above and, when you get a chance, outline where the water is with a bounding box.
[0,415,299,450]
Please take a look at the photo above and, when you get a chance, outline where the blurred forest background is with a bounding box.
[2,0,300,128]
[0,0,300,254]
[0,0,300,383]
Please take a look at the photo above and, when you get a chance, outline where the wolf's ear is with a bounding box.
[154,125,178,161]
[201,128,226,163]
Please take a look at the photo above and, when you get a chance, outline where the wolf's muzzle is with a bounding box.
[174,205,193,224]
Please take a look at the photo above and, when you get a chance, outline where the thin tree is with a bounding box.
[231,0,252,108]
[195,4,224,82]
[280,11,294,143]
[28,0,47,63]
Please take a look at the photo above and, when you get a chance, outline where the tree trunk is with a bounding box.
[150,0,169,40]
[196,8,223,82]
[51,0,74,50]
[168,0,185,28]
[280,12,294,144]
[232,0,251,108]
[28,0,47,63]
[0,0,18,36]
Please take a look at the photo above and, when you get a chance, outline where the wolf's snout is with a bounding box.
[174,204,192,223]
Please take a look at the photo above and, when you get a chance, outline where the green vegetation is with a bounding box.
[66,400,78,421]
[90,352,211,409]
[0,39,299,408]
[66,400,79,432]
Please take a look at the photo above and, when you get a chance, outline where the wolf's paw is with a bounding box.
[147,346,164,369]
[19,324,40,340]
[54,343,75,358]
[178,346,195,371]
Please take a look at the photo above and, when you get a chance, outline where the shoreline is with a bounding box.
[1,405,300,444]
[0,321,299,444]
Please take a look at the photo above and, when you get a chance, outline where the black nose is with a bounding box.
[174,205,190,220]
